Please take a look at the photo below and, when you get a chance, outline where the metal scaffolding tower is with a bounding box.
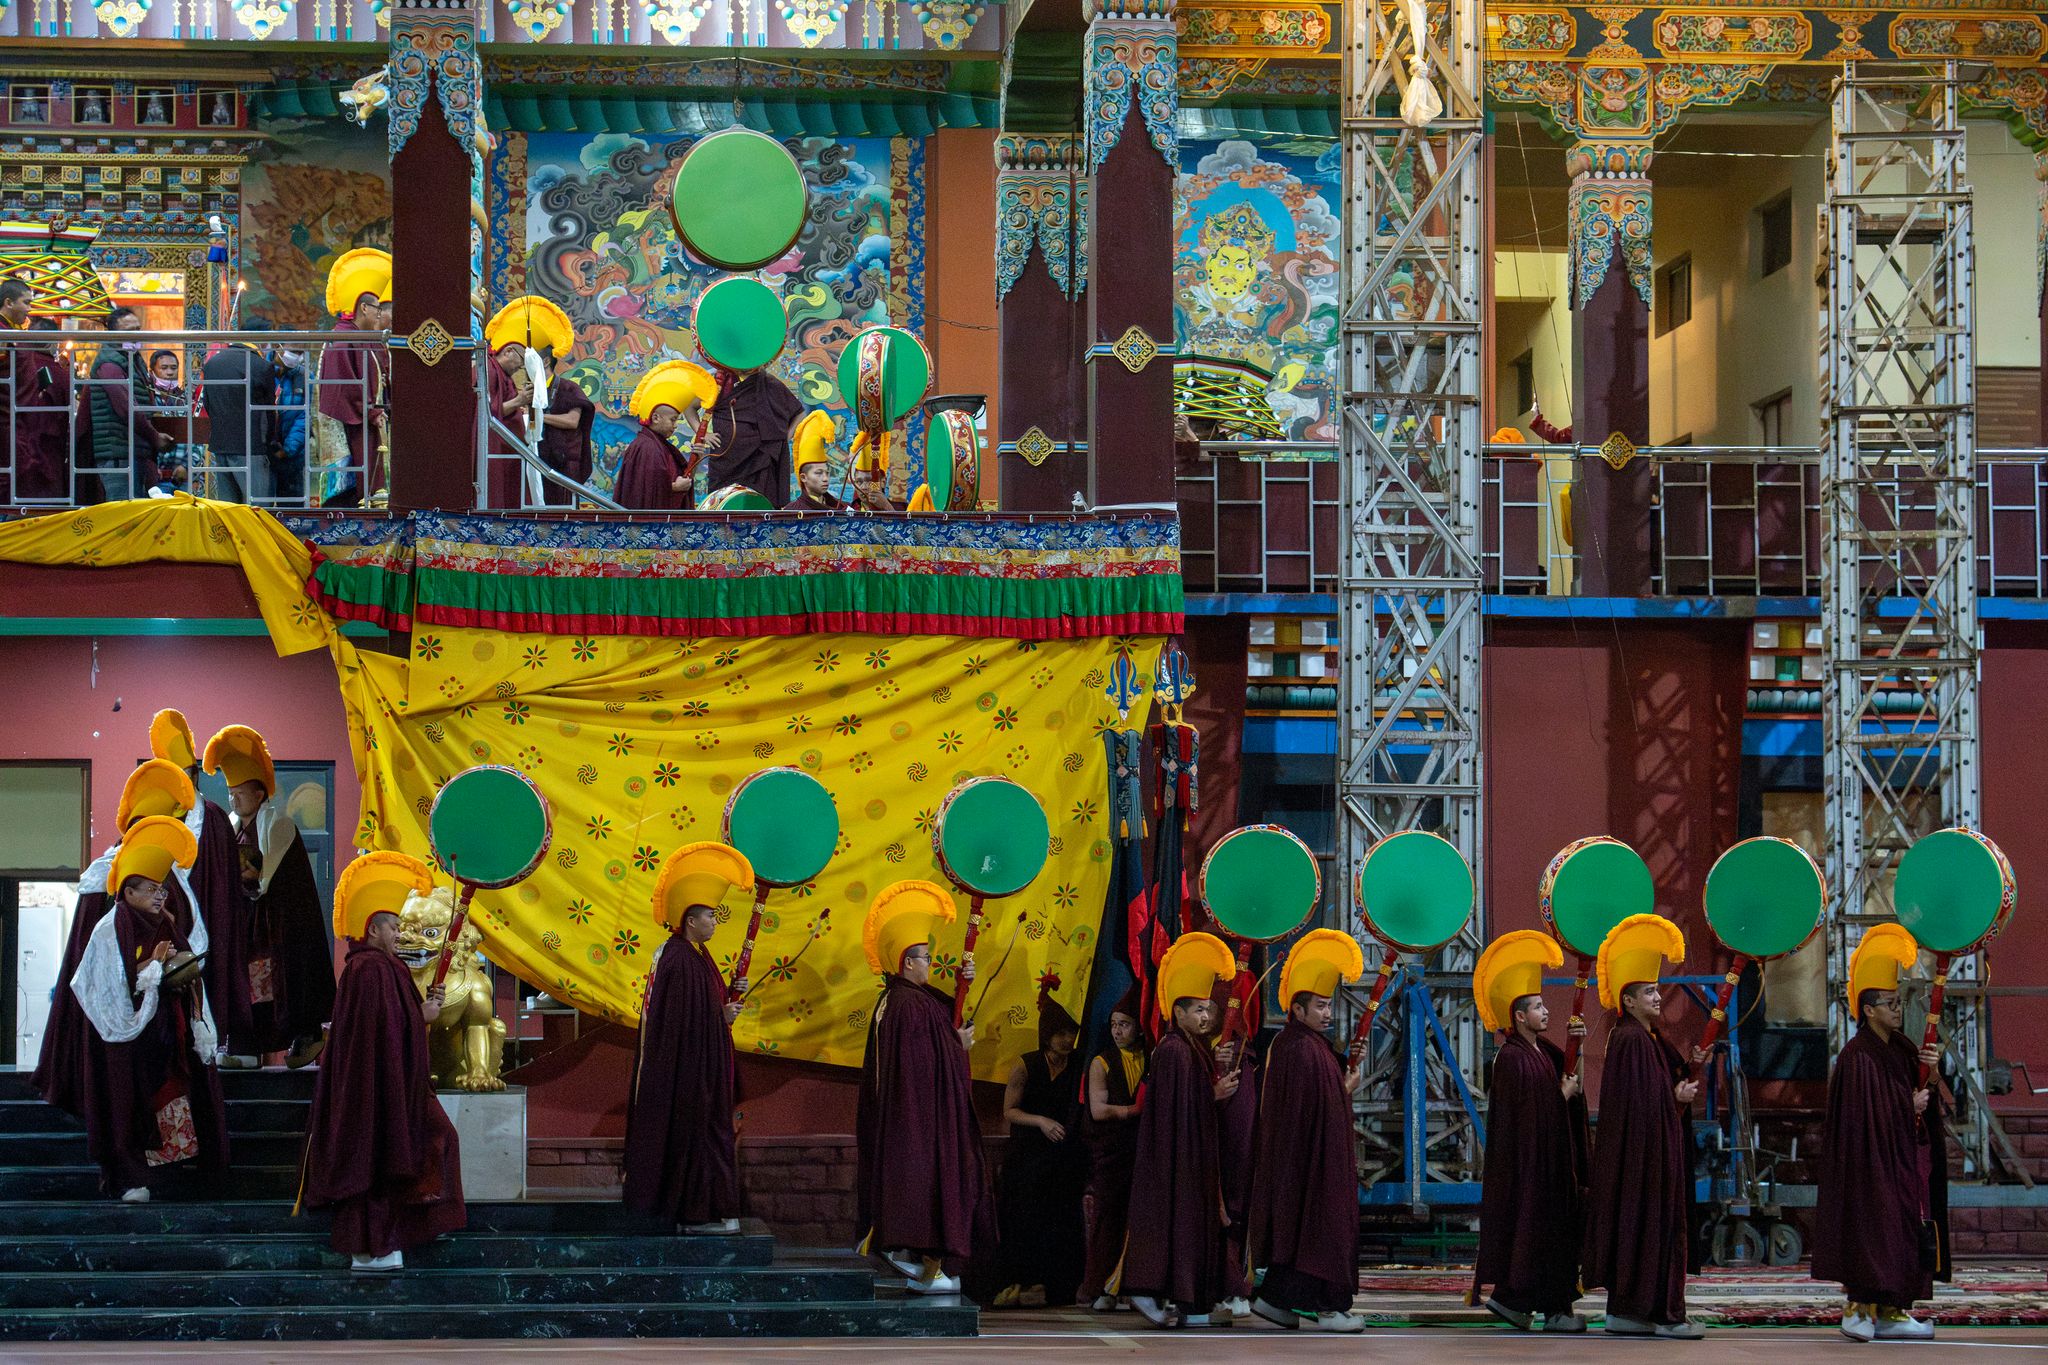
[1338,0,1487,1203]
[1820,63,1995,1172]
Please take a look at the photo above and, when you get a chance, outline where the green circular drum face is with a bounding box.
[429,765,552,888]
[669,128,809,272]
[1540,836,1653,958]
[836,326,932,427]
[926,417,959,510]
[935,777,1049,898]
[695,277,789,372]
[723,767,838,889]
[1895,827,2016,955]
[1201,824,1321,942]
[702,485,776,511]
[1703,836,1824,960]
[1354,829,1473,953]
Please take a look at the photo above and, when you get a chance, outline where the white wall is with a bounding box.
[1972,119,2043,370]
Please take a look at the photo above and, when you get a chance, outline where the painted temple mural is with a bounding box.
[240,120,395,331]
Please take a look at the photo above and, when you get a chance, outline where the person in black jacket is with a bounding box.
[201,324,278,503]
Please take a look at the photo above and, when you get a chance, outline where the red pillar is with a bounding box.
[1082,0,1177,509]
[1568,143,1655,596]
[2037,153,2046,446]
[386,0,482,514]
[995,133,1088,512]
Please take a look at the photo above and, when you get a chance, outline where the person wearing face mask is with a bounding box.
[200,322,277,503]
[615,359,719,511]
[77,306,172,503]
[270,342,309,501]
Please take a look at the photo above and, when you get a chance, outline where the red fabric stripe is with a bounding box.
[409,604,1185,640]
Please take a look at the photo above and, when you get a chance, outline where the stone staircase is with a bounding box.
[0,1069,976,1341]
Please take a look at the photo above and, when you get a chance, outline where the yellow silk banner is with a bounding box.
[343,626,1159,1079]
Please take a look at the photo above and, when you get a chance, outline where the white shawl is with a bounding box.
[70,890,218,1062]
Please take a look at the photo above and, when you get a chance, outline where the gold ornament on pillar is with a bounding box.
[1597,431,1640,471]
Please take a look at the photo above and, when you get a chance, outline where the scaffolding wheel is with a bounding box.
[1710,1216,1766,1268]
[1766,1220,1803,1267]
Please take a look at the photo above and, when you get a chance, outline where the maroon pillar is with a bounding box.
[1568,148,1654,596]
[386,0,482,514]
[995,134,1087,511]
[1083,0,1177,509]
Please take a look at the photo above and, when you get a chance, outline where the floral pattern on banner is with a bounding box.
[352,628,1158,1078]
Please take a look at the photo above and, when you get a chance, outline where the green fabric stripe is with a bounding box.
[313,560,416,623]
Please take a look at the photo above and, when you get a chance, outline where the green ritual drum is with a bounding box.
[924,410,980,511]
[1895,827,2017,955]
[933,776,1049,898]
[694,276,788,373]
[669,128,808,272]
[1538,835,1653,959]
[838,325,932,431]
[1703,836,1825,961]
[722,766,839,889]
[702,484,776,511]
[428,764,552,888]
[1354,829,1473,953]
[1200,823,1320,942]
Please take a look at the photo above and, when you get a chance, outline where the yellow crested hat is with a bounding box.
[110,814,198,894]
[793,409,837,471]
[203,724,275,795]
[863,879,957,975]
[630,359,721,423]
[325,246,392,316]
[1158,930,1237,1020]
[1279,928,1365,1011]
[116,759,196,831]
[1473,929,1564,1033]
[148,709,198,769]
[333,850,434,941]
[653,841,755,931]
[1847,923,1920,1016]
[1596,912,1686,1011]
[486,295,575,358]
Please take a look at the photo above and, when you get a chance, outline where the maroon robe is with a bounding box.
[1474,1033,1589,1314]
[1080,1044,1146,1301]
[782,490,845,511]
[1582,1013,1691,1324]
[622,929,741,1225]
[231,813,337,1056]
[316,316,385,503]
[1247,1019,1358,1313]
[613,423,693,511]
[703,368,801,505]
[1812,1024,1950,1308]
[3,331,69,501]
[855,976,987,1266]
[539,375,596,505]
[301,941,466,1256]
[80,898,230,1195]
[486,355,527,511]
[1118,1025,1229,1309]
[1215,1039,1259,1297]
[191,799,252,1039]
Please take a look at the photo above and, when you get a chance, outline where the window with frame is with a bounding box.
[1655,255,1692,336]
[1759,195,1793,278]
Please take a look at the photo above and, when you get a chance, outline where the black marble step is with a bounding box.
[0,1101,78,1135]
[0,1165,303,1200]
[0,1131,306,1166]
[0,1265,874,1310]
[0,1200,745,1236]
[0,1231,776,1273]
[0,1097,306,1136]
[0,1069,317,1101]
[0,1300,979,1342]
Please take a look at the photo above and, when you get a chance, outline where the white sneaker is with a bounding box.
[1250,1298,1301,1329]
[1544,1312,1589,1333]
[119,1187,150,1204]
[1221,1296,1251,1318]
[351,1251,403,1273]
[1874,1309,1934,1341]
[1484,1296,1534,1331]
[684,1218,741,1234]
[1605,1314,1657,1336]
[1130,1296,1179,1329]
[907,1265,961,1295]
[1654,1319,1705,1340]
[1089,1295,1118,1312]
[1305,1311,1365,1333]
[882,1250,922,1278]
[1840,1302,1876,1342]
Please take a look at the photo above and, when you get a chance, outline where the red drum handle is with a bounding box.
[431,882,477,991]
[952,894,985,1029]
[1562,954,1591,1074]
[727,882,771,1004]
[1918,951,1952,1087]
[1691,954,1748,1079]
[1344,949,1401,1065]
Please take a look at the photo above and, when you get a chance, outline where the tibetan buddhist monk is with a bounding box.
[1119,932,1238,1330]
[1581,914,1703,1339]
[782,410,844,511]
[624,843,752,1234]
[702,365,802,505]
[993,974,1088,1308]
[206,725,335,1069]
[68,816,229,1201]
[1208,953,1260,1316]
[615,359,719,511]
[1471,930,1591,1332]
[35,760,205,1120]
[301,852,465,1272]
[152,709,250,1043]
[537,350,597,505]
[1814,925,1947,1343]
[1248,930,1366,1333]
[314,248,390,505]
[855,880,984,1295]
[1080,988,1148,1310]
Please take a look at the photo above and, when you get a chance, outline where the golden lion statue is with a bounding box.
[398,885,507,1092]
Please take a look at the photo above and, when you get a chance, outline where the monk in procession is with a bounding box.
[313,247,390,505]
[1080,987,1148,1311]
[855,880,985,1295]
[624,842,752,1234]
[1209,951,1260,1318]
[300,852,465,1272]
[152,709,249,1044]
[206,725,335,1069]
[68,815,228,1202]
[615,359,719,511]
[701,360,802,505]
[1581,913,1703,1339]
[1471,930,1590,1332]
[1814,925,1947,1343]
[1119,931,1238,1330]
[782,411,845,511]
[1247,929,1366,1333]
